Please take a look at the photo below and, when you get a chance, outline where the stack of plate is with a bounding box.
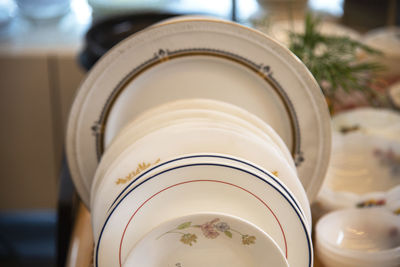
[316,107,400,267]
[66,16,331,267]
[318,107,400,213]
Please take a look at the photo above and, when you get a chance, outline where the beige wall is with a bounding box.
[0,54,85,210]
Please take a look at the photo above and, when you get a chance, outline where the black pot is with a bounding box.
[79,12,181,71]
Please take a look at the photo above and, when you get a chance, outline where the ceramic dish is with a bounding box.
[123,212,289,267]
[318,184,400,214]
[316,208,400,267]
[107,98,296,170]
[95,163,312,267]
[324,131,400,195]
[363,27,400,77]
[101,153,311,234]
[93,101,297,197]
[96,104,296,191]
[66,16,331,206]
[92,108,294,203]
[388,81,400,110]
[317,108,400,212]
[91,121,308,238]
[331,107,400,141]
[93,99,297,199]
[260,19,361,47]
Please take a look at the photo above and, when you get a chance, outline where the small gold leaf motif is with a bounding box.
[115,158,160,185]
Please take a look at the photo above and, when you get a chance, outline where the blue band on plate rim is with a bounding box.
[108,154,305,216]
[95,161,312,267]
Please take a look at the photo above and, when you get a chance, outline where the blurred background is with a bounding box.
[0,0,399,266]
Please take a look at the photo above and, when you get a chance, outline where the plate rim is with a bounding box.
[66,16,331,206]
[104,153,310,228]
[89,122,310,238]
[95,162,313,267]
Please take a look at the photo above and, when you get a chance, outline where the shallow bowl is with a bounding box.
[316,208,400,267]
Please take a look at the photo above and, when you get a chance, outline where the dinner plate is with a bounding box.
[104,98,296,171]
[95,163,312,267]
[107,153,312,232]
[66,16,331,206]
[92,104,296,199]
[123,212,289,267]
[95,153,311,239]
[90,117,307,228]
[91,120,308,238]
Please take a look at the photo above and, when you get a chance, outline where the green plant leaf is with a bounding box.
[288,13,384,109]
[224,231,232,238]
[177,222,191,230]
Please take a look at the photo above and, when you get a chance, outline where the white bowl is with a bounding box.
[123,212,288,267]
[317,108,400,213]
[316,208,400,267]
[388,81,400,110]
[362,27,400,78]
[331,107,400,142]
[16,0,70,20]
[325,132,400,195]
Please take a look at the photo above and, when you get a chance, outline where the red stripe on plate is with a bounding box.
[118,179,288,266]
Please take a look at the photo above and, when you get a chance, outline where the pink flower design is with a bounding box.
[200,218,220,239]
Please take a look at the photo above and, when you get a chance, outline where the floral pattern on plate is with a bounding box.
[158,218,256,246]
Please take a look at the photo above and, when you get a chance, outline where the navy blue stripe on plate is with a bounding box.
[95,162,312,267]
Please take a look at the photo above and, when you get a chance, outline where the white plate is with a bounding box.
[95,163,312,267]
[103,153,311,234]
[91,120,308,238]
[106,98,295,169]
[66,16,331,206]
[123,212,289,267]
[92,103,297,200]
